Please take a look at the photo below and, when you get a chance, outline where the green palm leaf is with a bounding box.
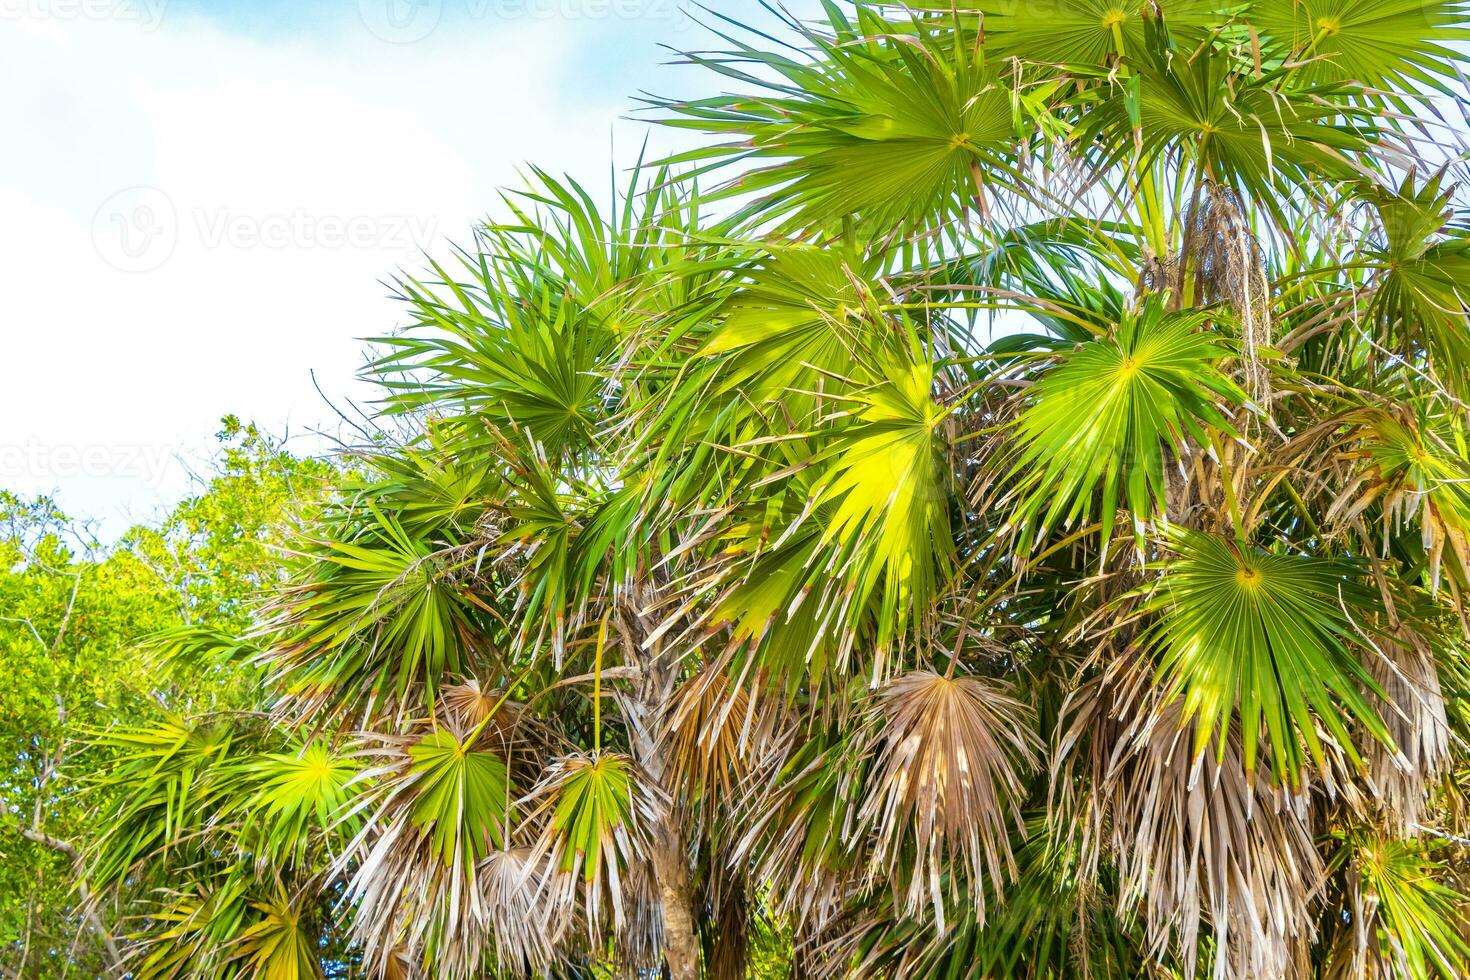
[654,5,1025,236]
[242,742,361,867]
[87,719,240,889]
[1362,173,1470,399]
[708,333,956,682]
[1330,831,1470,980]
[913,0,1229,66]
[1072,42,1375,224]
[1004,300,1244,551]
[270,499,485,715]
[236,887,324,980]
[528,751,659,927]
[1246,0,1470,91]
[1144,529,1392,781]
[406,728,509,865]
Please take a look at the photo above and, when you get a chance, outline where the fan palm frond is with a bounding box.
[1326,831,1470,980]
[652,6,1026,236]
[1144,528,1393,782]
[999,299,1244,552]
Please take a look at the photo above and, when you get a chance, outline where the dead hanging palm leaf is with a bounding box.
[610,852,668,978]
[436,679,514,729]
[1178,181,1274,408]
[857,670,1039,933]
[380,947,415,980]
[1060,665,1324,980]
[435,679,536,759]
[1364,632,1453,836]
[474,846,579,975]
[727,731,868,937]
[663,663,792,813]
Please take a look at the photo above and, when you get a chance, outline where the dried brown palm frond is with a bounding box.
[1179,181,1273,408]
[344,821,581,978]
[381,946,415,980]
[1059,663,1323,980]
[1265,403,1470,592]
[728,731,867,937]
[856,670,1039,933]
[1364,632,1453,835]
[662,661,793,814]
[433,679,544,763]
[436,679,518,730]
[343,806,492,980]
[347,808,577,978]
[475,846,579,975]
[610,854,666,978]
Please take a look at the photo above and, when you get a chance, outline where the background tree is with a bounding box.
[0,419,329,976]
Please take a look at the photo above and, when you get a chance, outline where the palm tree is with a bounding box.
[86,2,1470,977]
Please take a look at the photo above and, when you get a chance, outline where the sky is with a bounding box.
[0,0,818,538]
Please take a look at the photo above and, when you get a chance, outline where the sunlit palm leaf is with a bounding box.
[241,741,360,868]
[1327,831,1470,980]
[1144,529,1392,781]
[344,720,515,979]
[1246,0,1470,91]
[236,887,324,980]
[1003,300,1244,551]
[88,719,240,889]
[269,499,485,716]
[1362,173,1470,400]
[912,0,1228,66]
[653,6,1025,235]
[1072,41,1375,225]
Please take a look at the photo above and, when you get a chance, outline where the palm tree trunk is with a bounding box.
[650,830,701,980]
[619,599,702,980]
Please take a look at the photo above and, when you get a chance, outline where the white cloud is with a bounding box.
[0,10,679,536]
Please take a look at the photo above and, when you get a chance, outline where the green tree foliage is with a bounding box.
[0,419,329,976]
[73,3,1470,978]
